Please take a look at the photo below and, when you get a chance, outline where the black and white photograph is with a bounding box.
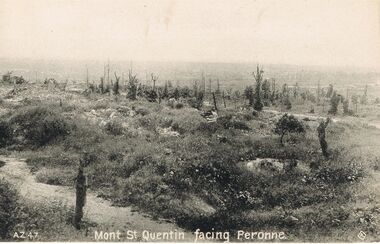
[0,0,379,242]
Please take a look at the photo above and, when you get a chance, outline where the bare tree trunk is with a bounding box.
[103,64,106,85]
[74,165,86,229]
[212,92,218,111]
[107,60,110,86]
[222,91,226,108]
[86,66,89,89]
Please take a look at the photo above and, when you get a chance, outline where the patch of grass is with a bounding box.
[0,180,18,239]
[217,114,250,130]
[35,167,76,186]
[0,120,12,147]
[25,147,79,172]
[170,108,204,133]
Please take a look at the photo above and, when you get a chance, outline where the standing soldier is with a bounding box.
[317,118,331,159]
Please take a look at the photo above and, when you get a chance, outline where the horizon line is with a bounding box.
[0,56,379,72]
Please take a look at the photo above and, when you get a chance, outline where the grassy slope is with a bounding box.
[0,82,379,241]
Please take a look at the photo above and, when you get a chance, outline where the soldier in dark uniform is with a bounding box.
[317,118,331,158]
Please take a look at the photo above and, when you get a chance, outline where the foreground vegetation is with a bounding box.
[0,67,380,241]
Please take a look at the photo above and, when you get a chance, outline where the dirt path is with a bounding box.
[0,156,194,241]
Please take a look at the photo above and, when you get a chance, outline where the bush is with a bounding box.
[196,122,221,134]
[313,161,364,184]
[187,97,202,109]
[104,120,124,136]
[167,99,184,109]
[0,121,12,147]
[237,111,255,121]
[175,102,184,109]
[135,107,150,116]
[8,106,71,146]
[328,92,340,115]
[145,89,158,102]
[170,109,204,133]
[0,180,18,239]
[26,151,78,172]
[217,114,250,130]
[274,114,305,145]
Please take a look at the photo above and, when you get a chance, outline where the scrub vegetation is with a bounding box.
[1,65,380,241]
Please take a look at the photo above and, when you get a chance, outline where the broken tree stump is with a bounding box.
[73,163,87,229]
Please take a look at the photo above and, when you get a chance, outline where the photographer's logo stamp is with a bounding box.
[357,231,366,241]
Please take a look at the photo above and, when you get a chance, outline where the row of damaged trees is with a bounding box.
[244,65,372,116]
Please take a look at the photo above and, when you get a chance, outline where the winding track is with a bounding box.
[0,156,193,241]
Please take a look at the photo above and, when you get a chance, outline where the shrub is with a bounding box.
[187,97,203,109]
[170,109,204,133]
[62,119,105,152]
[135,107,150,116]
[127,74,138,100]
[0,121,12,147]
[145,90,158,102]
[284,96,292,110]
[196,122,220,134]
[9,106,71,146]
[274,114,305,145]
[104,120,124,136]
[120,147,160,178]
[137,113,172,130]
[328,92,340,115]
[244,86,254,106]
[237,111,255,121]
[167,99,184,109]
[112,79,120,95]
[0,180,18,239]
[217,114,250,130]
[175,102,184,109]
[26,151,78,172]
[313,161,364,184]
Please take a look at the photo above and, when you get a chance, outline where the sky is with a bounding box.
[0,0,379,68]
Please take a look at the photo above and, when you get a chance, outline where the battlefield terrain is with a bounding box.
[0,60,380,241]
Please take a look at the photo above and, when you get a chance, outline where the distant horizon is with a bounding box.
[1,0,379,70]
[1,56,379,73]
[1,56,379,90]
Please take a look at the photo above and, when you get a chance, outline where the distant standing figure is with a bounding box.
[317,118,331,158]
